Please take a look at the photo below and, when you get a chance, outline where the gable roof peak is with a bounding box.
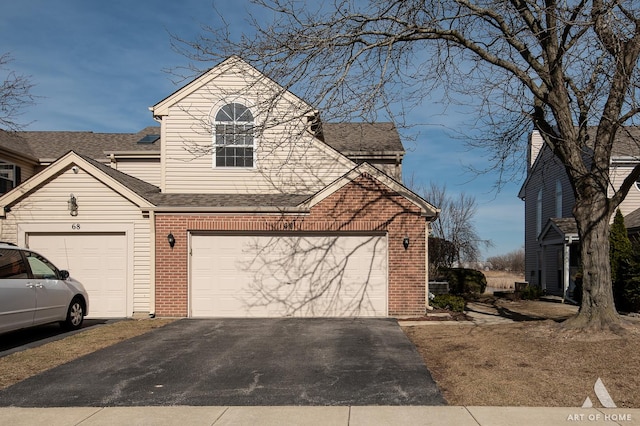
[150,56,312,118]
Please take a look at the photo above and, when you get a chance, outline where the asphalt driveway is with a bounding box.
[0,318,445,406]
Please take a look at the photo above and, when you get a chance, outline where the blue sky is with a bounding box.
[1,0,524,259]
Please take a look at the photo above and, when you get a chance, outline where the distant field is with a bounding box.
[483,270,524,291]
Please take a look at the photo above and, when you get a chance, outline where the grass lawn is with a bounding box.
[403,301,640,408]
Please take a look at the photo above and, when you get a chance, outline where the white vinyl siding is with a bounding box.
[160,67,353,194]
[610,164,640,218]
[112,158,161,187]
[0,167,151,316]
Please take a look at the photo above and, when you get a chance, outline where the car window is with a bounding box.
[25,252,59,279]
[0,249,29,279]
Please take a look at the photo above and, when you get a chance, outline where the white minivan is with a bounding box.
[0,243,89,334]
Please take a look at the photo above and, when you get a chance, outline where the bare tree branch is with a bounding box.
[0,53,35,131]
[175,0,640,329]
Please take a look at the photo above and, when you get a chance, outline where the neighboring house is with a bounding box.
[519,128,640,298]
[0,56,438,318]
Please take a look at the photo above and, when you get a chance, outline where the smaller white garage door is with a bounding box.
[191,234,388,317]
[27,233,128,318]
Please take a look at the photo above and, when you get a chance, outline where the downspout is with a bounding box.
[541,245,547,292]
[149,210,156,317]
[563,235,573,303]
[425,220,433,311]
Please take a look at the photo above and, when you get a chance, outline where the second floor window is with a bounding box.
[213,103,254,168]
[536,188,543,236]
[555,180,563,218]
[0,161,21,195]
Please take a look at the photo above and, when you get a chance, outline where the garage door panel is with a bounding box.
[27,233,127,318]
[191,235,387,317]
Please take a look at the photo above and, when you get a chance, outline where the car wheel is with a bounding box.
[62,297,85,330]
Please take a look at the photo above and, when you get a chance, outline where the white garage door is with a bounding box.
[26,233,128,318]
[191,234,387,317]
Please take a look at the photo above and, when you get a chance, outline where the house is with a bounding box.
[0,56,438,318]
[519,128,640,298]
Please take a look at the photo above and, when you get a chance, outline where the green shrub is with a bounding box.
[437,268,487,295]
[609,211,640,313]
[519,284,543,300]
[431,294,466,312]
[620,278,640,313]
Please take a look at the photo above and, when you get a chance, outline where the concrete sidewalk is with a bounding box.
[0,406,638,425]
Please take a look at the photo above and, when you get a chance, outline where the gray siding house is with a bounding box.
[519,128,640,298]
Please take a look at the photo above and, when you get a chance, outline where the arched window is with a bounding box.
[213,103,254,168]
[555,180,563,218]
[536,188,543,236]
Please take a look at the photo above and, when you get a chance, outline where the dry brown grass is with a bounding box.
[483,270,524,290]
[0,318,175,389]
[404,314,640,408]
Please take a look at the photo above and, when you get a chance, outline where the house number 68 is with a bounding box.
[72,223,81,230]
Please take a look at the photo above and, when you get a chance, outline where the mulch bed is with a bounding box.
[400,309,472,322]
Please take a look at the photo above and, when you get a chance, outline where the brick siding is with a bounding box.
[155,173,427,317]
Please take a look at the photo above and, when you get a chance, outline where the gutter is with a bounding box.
[147,206,311,214]
[104,151,161,158]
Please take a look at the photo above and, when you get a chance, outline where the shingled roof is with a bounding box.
[321,123,404,154]
[549,217,578,236]
[609,127,640,158]
[77,152,308,209]
[78,153,161,203]
[0,130,37,159]
[3,122,404,163]
[148,193,310,208]
[624,207,640,231]
[0,126,161,162]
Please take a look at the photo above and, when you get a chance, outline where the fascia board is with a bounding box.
[148,206,309,214]
[519,143,548,199]
[151,56,313,117]
[539,219,578,242]
[0,146,39,164]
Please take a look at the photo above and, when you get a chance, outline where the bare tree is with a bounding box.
[177,0,640,330]
[421,182,491,265]
[428,236,457,277]
[0,53,34,131]
[488,248,525,273]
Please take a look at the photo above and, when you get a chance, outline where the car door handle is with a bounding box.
[26,283,43,289]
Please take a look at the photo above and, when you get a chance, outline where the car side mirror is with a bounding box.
[59,270,70,280]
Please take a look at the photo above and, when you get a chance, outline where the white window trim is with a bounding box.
[210,100,258,170]
[0,160,20,193]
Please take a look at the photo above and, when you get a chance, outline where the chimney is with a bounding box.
[528,130,544,170]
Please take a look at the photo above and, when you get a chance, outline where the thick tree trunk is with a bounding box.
[564,197,622,331]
